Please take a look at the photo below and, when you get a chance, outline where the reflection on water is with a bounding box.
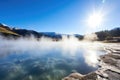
[0,38,105,80]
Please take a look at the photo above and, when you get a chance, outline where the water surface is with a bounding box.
[0,39,105,80]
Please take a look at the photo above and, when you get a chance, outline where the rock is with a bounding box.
[63,73,84,80]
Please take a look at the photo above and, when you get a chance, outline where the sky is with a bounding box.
[0,0,120,34]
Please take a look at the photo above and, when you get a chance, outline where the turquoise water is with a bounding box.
[0,41,105,80]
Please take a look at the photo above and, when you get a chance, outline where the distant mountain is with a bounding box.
[0,23,83,40]
[12,28,43,38]
[1,23,119,42]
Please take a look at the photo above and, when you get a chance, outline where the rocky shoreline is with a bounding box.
[63,43,120,80]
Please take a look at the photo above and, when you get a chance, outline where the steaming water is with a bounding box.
[0,38,106,80]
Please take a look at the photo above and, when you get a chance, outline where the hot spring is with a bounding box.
[0,37,106,80]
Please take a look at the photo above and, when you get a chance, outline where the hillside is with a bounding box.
[0,24,19,37]
[95,27,120,42]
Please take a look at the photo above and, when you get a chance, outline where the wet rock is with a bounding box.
[82,72,97,80]
[63,73,84,80]
[63,72,98,80]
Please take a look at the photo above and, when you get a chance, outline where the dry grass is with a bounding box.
[0,27,19,36]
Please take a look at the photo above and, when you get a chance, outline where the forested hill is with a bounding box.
[95,27,120,41]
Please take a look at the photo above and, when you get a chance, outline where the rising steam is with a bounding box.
[0,35,104,67]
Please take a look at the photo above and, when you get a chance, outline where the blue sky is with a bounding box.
[0,0,120,34]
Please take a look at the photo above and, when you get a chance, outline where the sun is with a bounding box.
[87,13,103,28]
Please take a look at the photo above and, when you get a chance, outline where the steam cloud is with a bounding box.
[0,35,105,67]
